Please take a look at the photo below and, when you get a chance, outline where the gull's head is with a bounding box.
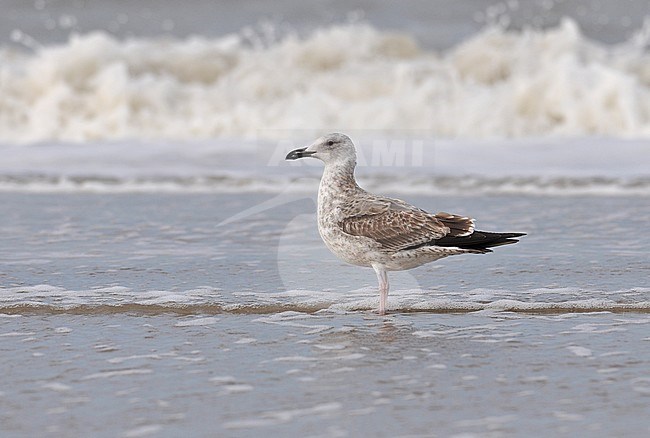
[286,133,356,166]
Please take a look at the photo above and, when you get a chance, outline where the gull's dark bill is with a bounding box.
[286,147,315,160]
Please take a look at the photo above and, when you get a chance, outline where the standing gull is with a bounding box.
[286,133,525,315]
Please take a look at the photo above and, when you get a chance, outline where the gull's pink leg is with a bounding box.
[373,264,389,315]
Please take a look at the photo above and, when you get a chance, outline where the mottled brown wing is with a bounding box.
[340,205,450,251]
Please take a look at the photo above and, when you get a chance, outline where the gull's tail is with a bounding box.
[433,231,526,253]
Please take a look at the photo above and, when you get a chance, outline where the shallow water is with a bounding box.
[1,193,648,312]
[1,193,648,436]
[2,311,649,437]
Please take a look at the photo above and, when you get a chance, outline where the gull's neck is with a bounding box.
[317,158,360,223]
[320,159,359,193]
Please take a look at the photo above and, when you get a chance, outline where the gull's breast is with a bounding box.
[317,221,382,267]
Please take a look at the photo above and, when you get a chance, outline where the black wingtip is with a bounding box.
[432,230,526,252]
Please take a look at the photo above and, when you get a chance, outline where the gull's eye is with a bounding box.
[327,141,334,146]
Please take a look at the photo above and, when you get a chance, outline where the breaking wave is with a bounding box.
[2,19,650,143]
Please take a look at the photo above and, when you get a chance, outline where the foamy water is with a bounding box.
[2,20,649,198]
[1,284,648,315]
[2,19,650,143]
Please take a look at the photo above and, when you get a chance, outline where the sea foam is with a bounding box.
[1,19,650,143]
[1,284,648,314]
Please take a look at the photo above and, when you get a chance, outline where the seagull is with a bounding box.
[286,133,525,315]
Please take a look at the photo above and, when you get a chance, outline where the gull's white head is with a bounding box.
[286,133,356,166]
